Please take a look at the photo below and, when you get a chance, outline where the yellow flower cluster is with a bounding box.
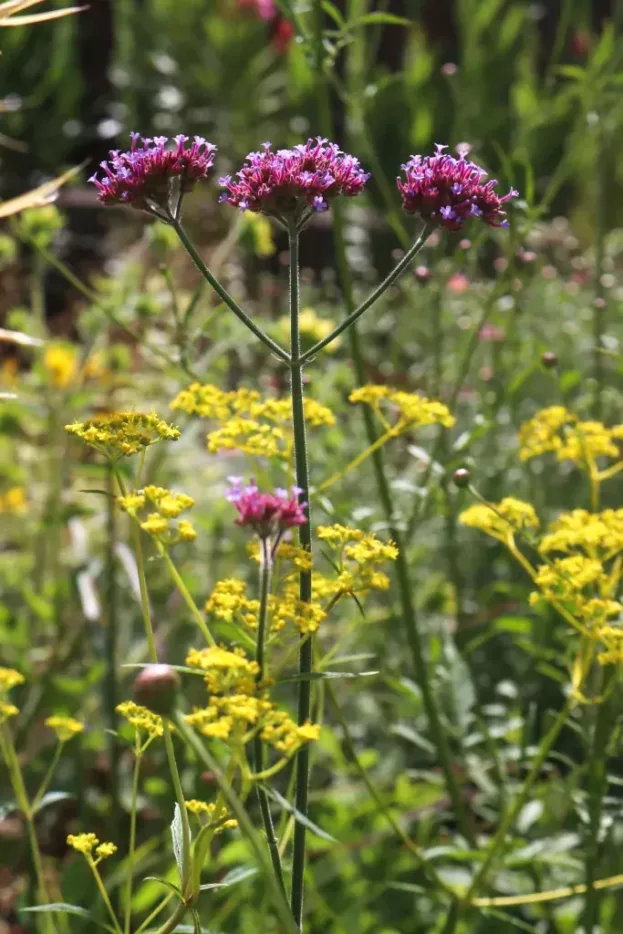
[540,509,623,558]
[277,308,341,352]
[118,486,197,545]
[0,487,27,515]
[67,833,117,861]
[530,556,622,629]
[170,384,334,462]
[185,799,238,832]
[116,701,164,738]
[0,668,23,722]
[595,625,623,666]
[349,385,455,431]
[0,702,19,724]
[184,646,319,758]
[205,579,259,627]
[459,498,539,542]
[315,524,398,600]
[44,344,78,389]
[0,667,24,694]
[518,406,623,466]
[45,716,84,743]
[66,412,180,460]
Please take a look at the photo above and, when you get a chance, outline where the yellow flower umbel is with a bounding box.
[170,384,334,463]
[118,486,197,546]
[349,385,455,432]
[539,509,623,559]
[459,498,540,545]
[45,716,84,743]
[43,344,78,389]
[65,411,180,461]
[116,701,164,739]
[184,645,319,767]
[0,702,19,724]
[185,799,238,833]
[67,833,117,865]
[518,407,623,508]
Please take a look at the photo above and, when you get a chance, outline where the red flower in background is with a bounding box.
[237,0,294,53]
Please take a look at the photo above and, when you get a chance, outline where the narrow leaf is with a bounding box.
[199,866,257,891]
[2,4,86,25]
[277,670,378,685]
[143,878,183,900]
[22,905,115,933]
[0,163,85,218]
[32,791,74,814]
[354,12,410,25]
[263,787,337,843]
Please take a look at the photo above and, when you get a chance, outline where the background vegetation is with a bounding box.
[3,2,623,933]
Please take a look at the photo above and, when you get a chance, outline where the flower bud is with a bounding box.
[542,351,558,369]
[453,467,470,488]
[133,664,180,717]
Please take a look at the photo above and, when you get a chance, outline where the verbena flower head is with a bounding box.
[219,138,370,226]
[226,477,307,541]
[397,144,518,231]
[90,134,216,216]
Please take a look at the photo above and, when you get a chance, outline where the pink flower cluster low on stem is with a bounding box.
[397,144,518,232]
[226,477,307,544]
[219,138,370,225]
[90,134,216,213]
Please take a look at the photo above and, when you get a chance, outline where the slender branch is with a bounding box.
[159,547,216,647]
[299,224,433,363]
[288,222,314,929]
[253,539,287,893]
[124,743,143,934]
[170,218,291,364]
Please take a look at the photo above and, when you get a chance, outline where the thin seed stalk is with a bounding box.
[288,224,313,928]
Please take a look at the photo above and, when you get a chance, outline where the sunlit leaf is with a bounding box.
[22,905,116,933]
[263,786,338,843]
[2,6,86,25]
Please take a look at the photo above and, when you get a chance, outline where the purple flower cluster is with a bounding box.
[226,477,307,541]
[397,144,518,231]
[90,134,216,213]
[218,138,370,224]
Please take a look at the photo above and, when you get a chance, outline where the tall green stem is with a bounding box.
[592,121,607,419]
[124,744,142,934]
[583,668,616,934]
[105,464,121,856]
[288,223,313,928]
[253,539,286,894]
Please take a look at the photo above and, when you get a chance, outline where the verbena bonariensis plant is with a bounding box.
[1,134,518,934]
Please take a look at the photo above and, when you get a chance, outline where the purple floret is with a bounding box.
[397,144,518,232]
[226,476,307,542]
[219,137,370,225]
[89,133,217,215]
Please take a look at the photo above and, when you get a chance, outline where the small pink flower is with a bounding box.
[397,144,517,232]
[90,133,216,215]
[238,0,276,19]
[219,138,369,226]
[478,324,505,343]
[446,273,470,293]
[226,477,307,541]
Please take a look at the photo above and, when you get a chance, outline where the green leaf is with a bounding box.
[32,791,74,814]
[263,787,338,843]
[142,878,183,900]
[199,866,257,891]
[171,804,186,885]
[321,0,344,28]
[22,905,116,933]
[353,12,410,26]
[390,724,435,755]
